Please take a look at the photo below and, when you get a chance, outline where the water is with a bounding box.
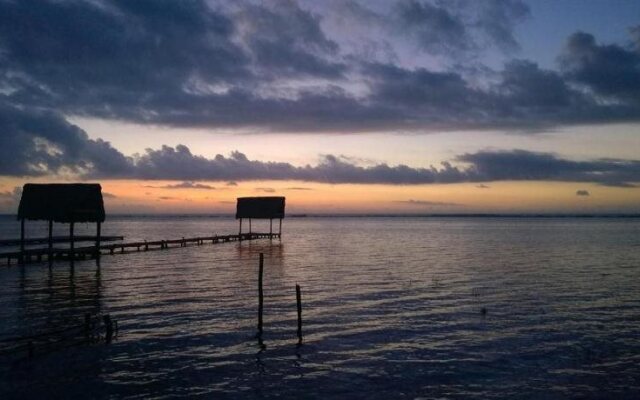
[1,216,640,399]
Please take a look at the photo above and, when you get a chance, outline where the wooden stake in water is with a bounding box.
[69,222,75,269]
[48,220,53,268]
[19,218,25,264]
[296,284,303,344]
[104,315,113,344]
[258,253,264,335]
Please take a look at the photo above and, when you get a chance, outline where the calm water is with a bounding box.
[1,216,640,399]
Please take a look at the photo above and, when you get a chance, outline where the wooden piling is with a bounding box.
[95,221,101,266]
[69,222,75,268]
[19,218,25,264]
[296,284,303,344]
[48,220,53,269]
[258,253,264,334]
[104,315,113,344]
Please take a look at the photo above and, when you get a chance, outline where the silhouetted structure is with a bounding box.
[17,184,105,264]
[236,196,285,236]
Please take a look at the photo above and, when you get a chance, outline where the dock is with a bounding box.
[0,235,123,247]
[1,232,280,266]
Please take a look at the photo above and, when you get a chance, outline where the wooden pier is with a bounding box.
[0,235,123,247]
[1,232,280,266]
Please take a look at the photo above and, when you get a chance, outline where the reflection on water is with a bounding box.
[1,216,640,398]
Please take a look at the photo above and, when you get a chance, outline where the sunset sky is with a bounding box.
[1,0,639,214]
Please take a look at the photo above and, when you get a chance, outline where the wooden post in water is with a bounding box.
[239,218,243,241]
[279,218,282,238]
[103,315,113,344]
[249,218,252,235]
[19,218,25,264]
[95,221,101,266]
[69,222,75,268]
[258,253,264,335]
[296,284,303,345]
[48,220,53,268]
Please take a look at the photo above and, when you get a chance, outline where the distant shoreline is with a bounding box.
[1,213,640,219]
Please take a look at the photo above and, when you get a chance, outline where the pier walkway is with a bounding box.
[1,232,280,266]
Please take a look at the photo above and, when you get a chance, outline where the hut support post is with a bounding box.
[269,218,273,237]
[239,218,242,237]
[95,222,101,266]
[279,218,282,237]
[48,220,53,267]
[19,218,25,264]
[249,218,252,235]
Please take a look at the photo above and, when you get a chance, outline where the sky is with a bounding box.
[0,0,639,214]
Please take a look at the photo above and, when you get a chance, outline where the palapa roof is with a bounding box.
[236,196,285,219]
[18,184,106,223]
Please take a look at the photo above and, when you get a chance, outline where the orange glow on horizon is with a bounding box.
[1,177,639,214]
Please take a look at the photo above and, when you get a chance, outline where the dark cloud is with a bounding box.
[473,0,530,53]
[226,181,238,186]
[354,0,530,56]
[395,199,462,207]
[476,184,491,189]
[1,111,639,187]
[396,0,471,55]
[147,181,216,190]
[234,1,345,79]
[103,192,118,198]
[286,187,314,191]
[560,32,640,104]
[108,145,640,187]
[0,0,637,136]
[158,196,175,201]
[457,150,640,187]
[576,190,590,196]
[0,103,132,177]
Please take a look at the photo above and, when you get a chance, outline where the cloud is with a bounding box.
[576,190,590,196]
[0,103,132,177]
[146,181,216,190]
[226,181,238,186]
[254,187,276,193]
[158,196,175,201]
[103,192,118,198]
[456,150,640,187]
[1,116,639,187]
[395,199,462,207]
[560,32,640,104]
[286,187,313,191]
[348,0,530,56]
[476,184,490,189]
[0,0,638,136]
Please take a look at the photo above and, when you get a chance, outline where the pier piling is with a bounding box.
[258,253,264,335]
[296,284,303,345]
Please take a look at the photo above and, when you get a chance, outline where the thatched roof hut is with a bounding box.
[18,183,105,223]
[236,196,285,219]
